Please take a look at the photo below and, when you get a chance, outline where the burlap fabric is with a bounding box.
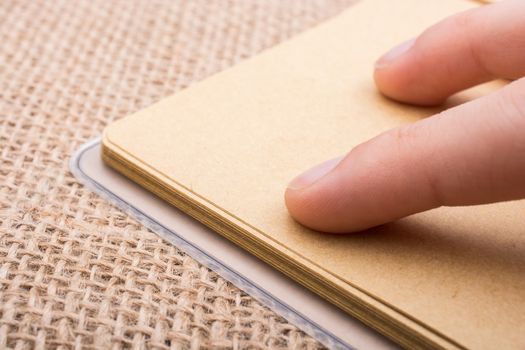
[0,0,356,348]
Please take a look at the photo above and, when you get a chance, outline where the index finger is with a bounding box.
[374,0,525,106]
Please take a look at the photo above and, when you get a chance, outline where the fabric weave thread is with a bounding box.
[0,0,355,348]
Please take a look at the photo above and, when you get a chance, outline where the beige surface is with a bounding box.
[103,0,525,349]
[0,0,358,348]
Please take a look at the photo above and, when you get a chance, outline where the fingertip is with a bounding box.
[285,186,363,234]
[374,72,447,107]
[284,186,322,232]
[374,38,415,71]
[373,42,447,107]
[372,40,420,105]
[284,160,350,233]
[284,154,377,233]
[284,173,340,233]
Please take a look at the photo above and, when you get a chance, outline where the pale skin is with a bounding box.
[285,0,525,233]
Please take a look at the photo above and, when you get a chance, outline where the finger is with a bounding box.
[374,0,525,106]
[285,78,525,233]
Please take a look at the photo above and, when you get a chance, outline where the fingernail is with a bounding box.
[287,156,343,191]
[375,38,415,69]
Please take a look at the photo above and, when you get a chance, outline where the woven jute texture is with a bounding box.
[0,1,356,349]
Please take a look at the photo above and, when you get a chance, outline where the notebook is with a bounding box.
[101,0,525,348]
[71,138,399,350]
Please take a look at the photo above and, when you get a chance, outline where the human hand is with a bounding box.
[285,0,525,233]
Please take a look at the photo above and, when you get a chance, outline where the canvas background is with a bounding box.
[0,0,356,348]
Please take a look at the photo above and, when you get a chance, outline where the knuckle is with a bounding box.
[499,79,525,130]
[382,122,446,206]
[450,9,475,31]
[424,8,474,38]
[386,123,425,154]
[440,8,491,76]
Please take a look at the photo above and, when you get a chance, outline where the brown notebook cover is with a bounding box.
[101,0,525,348]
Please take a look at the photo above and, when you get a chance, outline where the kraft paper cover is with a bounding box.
[102,0,525,349]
